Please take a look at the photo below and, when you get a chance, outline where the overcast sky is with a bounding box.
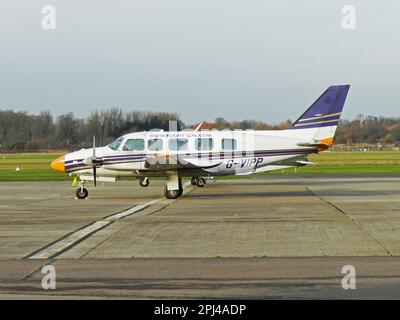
[0,1,399,123]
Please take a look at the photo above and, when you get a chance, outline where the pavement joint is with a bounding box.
[306,186,393,256]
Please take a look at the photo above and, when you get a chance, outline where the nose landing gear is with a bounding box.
[139,177,150,187]
[75,187,88,199]
[75,180,89,199]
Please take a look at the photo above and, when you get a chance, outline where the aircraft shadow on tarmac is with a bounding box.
[189,190,312,198]
[237,181,386,187]
[188,189,399,198]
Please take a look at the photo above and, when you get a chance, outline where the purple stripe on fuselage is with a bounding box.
[65,158,84,164]
[65,148,315,172]
[65,159,144,170]
[65,154,144,165]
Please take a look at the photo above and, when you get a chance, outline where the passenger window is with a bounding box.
[148,139,163,151]
[169,138,188,151]
[222,138,237,150]
[195,138,213,151]
[123,139,145,151]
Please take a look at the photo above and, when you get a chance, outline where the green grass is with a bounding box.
[273,151,400,175]
[0,153,68,181]
[269,165,400,175]
[1,151,400,182]
[0,169,70,181]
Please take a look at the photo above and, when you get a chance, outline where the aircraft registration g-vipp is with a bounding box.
[51,85,350,199]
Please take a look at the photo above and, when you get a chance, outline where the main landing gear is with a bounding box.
[190,176,206,187]
[164,186,183,199]
[164,176,207,199]
[164,171,183,199]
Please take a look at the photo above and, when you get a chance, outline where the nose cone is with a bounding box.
[51,155,65,172]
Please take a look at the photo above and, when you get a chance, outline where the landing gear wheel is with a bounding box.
[164,187,181,199]
[75,187,88,199]
[190,176,197,186]
[196,177,206,187]
[139,177,149,187]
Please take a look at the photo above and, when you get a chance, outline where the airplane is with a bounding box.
[50,85,350,199]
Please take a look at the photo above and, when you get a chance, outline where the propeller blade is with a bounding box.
[93,166,97,187]
[92,136,99,187]
[93,136,96,159]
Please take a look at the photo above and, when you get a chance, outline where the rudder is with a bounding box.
[289,85,350,143]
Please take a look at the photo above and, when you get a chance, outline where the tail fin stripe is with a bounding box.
[293,118,339,127]
[298,112,341,122]
[291,121,340,130]
[295,115,340,125]
[289,84,350,131]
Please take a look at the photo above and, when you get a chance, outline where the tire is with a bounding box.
[190,177,197,186]
[75,187,88,199]
[164,187,181,199]
[139,177,149,187]
[196,177,206,187]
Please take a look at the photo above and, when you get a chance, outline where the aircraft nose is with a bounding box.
[50,155,65,172]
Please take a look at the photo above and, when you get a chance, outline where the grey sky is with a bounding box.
[0,0,399,123]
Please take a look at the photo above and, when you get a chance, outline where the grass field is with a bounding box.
[271,151,400,175]
[1,151,400,182]
[0,153,67,181]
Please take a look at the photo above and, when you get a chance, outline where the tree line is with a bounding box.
[1,108,400,151]
[0,108,183,151]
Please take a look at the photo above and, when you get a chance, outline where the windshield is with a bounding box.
[107,137,124,151]
[123,139,145,151]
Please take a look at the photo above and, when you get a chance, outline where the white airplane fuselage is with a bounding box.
[50,84,350,199]
[60,129,321,178]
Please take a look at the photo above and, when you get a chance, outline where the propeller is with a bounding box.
[82,136,103,186]
[91,136,104,187]
[93,136,97,187]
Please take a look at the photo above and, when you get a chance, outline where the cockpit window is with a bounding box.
[107,137,124,151]
[123,139,145,151]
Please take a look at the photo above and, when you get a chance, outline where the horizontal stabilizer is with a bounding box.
[296,160,316,165]
[235,171,254,176]
[297,141,329,148]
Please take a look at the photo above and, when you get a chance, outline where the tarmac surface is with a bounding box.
[1,175,400,299]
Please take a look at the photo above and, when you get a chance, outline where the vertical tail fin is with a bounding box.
[289,85,350,143]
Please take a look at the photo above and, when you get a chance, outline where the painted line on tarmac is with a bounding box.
[26,182,192,259]
[104,198,161,221]
[26,200,161,259]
